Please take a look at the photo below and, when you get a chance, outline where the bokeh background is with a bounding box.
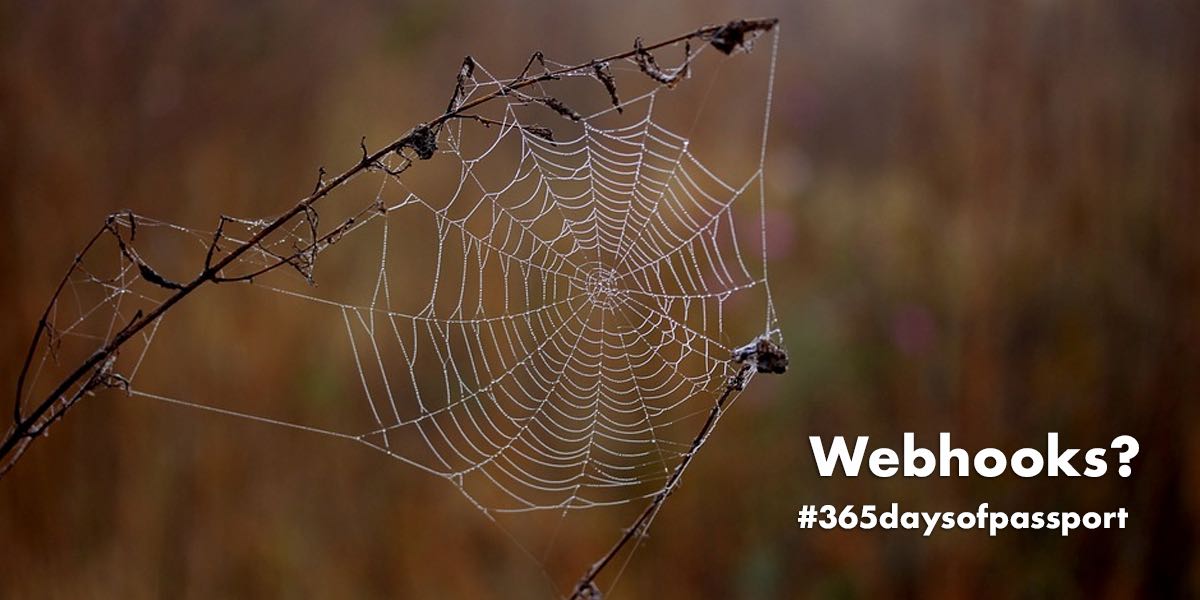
[2,1,1198,597]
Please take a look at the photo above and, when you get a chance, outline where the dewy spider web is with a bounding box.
[12,22,782,593]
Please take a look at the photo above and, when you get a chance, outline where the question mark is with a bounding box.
[1111,435,1140,477]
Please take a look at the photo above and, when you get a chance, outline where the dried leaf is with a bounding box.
[708,18,778,55]
[523,124,555,141]
[592,62,622,113]
[401,125,438,160]
[633,37,682,87]
[535,96,581,121]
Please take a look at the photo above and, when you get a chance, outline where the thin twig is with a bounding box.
[568,336,786,598]
[12,221,110,423]
[568,362,759,600]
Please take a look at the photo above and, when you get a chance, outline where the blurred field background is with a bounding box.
[2,0,1198,598]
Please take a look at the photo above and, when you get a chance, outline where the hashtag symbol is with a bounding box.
[797,505,818,528]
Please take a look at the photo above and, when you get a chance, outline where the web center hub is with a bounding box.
[582,267,625,310]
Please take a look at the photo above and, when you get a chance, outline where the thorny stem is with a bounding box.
[2,16,781,586]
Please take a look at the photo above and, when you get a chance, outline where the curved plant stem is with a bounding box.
[568,364,754,599]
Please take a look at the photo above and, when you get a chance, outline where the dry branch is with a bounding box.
[568,337,787,599]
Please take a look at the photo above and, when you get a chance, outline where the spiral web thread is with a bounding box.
[19,29,780,529]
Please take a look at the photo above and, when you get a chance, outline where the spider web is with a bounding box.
[16,24,781,591]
